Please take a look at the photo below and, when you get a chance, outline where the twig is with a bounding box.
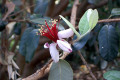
[2,1,15,21]
[7,16,120,24]
[78,51,97,80]
[22,59,52,80]
[22,52,69,80]
[70,0,79,26]
[98,18,120,23]
[8,4,35,18]
[7,19,35,25]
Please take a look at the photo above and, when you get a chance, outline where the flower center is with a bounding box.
[38,20,59,42]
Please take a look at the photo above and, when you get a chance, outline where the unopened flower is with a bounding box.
[38,20,73,62]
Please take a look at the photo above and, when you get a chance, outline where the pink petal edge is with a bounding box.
[57,40,72,53]
[44,42,50,48]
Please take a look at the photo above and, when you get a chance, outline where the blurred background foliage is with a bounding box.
[0,0,120,80]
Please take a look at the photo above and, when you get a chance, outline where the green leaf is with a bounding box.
[89,9,99,29]
[73,33,90,51]
[59,15,80,39]
[48,59,73,80]
[98,25,119,61]
[19,28,40,62]
[104,70,120,80]
[111,8,120,16]
[78,9,99,40]
[78,9,90,35]
[30,18,50,25]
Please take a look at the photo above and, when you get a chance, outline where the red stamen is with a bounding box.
[39,20,59,42]
[51,23,58,40]
[45,20,55,37]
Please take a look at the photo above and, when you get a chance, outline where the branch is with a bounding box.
[22,52,69,80]
[22,59,52,80]
[7,17,120,24]
[98,18,120,23]
[8,4,35,18]
[45,0,55,17]
[70,0,79,26]
[52,0,69,17]
[2,1,15,21]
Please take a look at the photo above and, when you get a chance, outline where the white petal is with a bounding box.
[58,28,74,39]
[87,9,93,22]
[49,43,59,63]
[44,42,50,48]
[57,40,72,53]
